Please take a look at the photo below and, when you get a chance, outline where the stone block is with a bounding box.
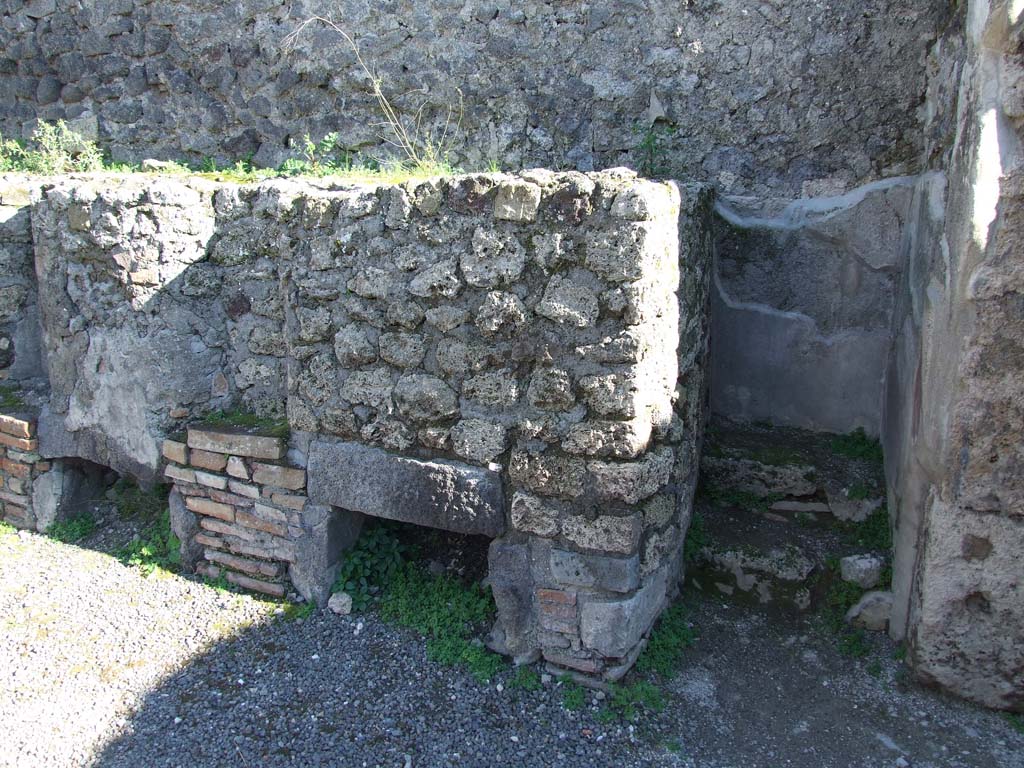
[550,549,640,594]
[510,492,560,537]
[186,426,285,460]
[561,514,641,555]
[493,180,541,222]
[308,440,505,537]
[579,565,670,658]
[588,447,674,504]
[840,554,885,589]
[251,462,306,490]
[168,487,202,570]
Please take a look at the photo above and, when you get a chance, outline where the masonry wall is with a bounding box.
[883,1,1024,711]
[0,0,948,198]
[21,169,713,677]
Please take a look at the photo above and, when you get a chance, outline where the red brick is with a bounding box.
[542,650,602,674]
[164,464,196,484]
[251,462,305,490]
[235,509,289,538]
[0,413,34,439]
[0,458,29,477]
[537,588,576,605]
[194,533,224,549]
[205,548,281,578]
[185,496,235,522]
[161,439,188,465]
[199,517,256,541]
[190,449,227,472]
[226,571,286,598]
[540,601,577,620]
[187,427,285,460]
[0,433,37,451]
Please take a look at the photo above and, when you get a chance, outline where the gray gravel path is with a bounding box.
[1,523,1021,768]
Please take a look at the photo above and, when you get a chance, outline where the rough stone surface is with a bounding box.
[840,554,885,590]
[881,1,1024,710]
[10,170,712,682]
[846,590,893,632]
[0,4,949,199]
[307,440,506,538]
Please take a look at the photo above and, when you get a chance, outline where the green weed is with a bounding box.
[664,739,684,754]
[838,629,870,658]
[636,601,696,677]
[746,445,806,467]
[866,659,883,677]
[844,507,893,552]
[683,513,706,564]
[332,522,407,611]
[598,679,665,722]
[845,482,872,501]
[560,680,585,710]
[111,478,168,520]
[635,122,675,178]
[830,428,884,463]
[378,561,504,683]
[201,408,290,439]
[0,385,25,410]
[703,483,780,514]
[1003,712,1024,735]
[507,665,542,692]
[0,520,17,536]
[117,509,181,576]
[0,120,104,174]
[280,601,316,621]
[46,513,97,543]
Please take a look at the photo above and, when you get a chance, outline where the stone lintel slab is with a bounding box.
[307,440,505,537]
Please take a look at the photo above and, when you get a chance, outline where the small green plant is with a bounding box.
[1003,712,1024,735]
[597,680,665,722]
[204,572,234,592]
[838,629,870,658]
[280,601,316,621]
[0,385,25,410]
[865,659,883,677]
[892,644,907,662]
[560,679,585,711]
[844,507,893,552]
[333,522,407,610]
[830,428,884,463]
[702,483,780,514]
[46,513,97,543]
[202,408,290,438]
[664,739,684,754]
[283,17,462,176]
[111,478,168,520]
[118,509,181,577]
[636,601,696,677]
[507,665,542,692]
[845,482,872,501]
[378,561,504,683]
[0,121,104,174]
[747,445,806,467]
[634,122,675,178]
[823,575,865,633]
[0,519,17,536]
[683,513,706,564]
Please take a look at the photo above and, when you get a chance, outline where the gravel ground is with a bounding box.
[1,522,1021,768]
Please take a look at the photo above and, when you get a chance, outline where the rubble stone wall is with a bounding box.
[0,1,950,198]
[17,169,712,678]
